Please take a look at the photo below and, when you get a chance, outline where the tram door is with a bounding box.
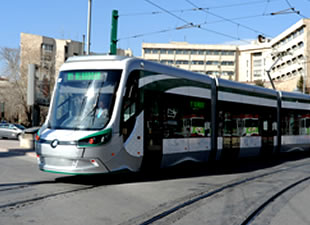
[261,111,276,156]
[142,90,163,169]
[221,112,240,160]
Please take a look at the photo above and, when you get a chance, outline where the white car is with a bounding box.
[0,123,25,140]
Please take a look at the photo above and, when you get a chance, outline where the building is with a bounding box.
[142,42,238,80]
[238,41,271,83]
[268,19,309,92]
[20,33,84,105]
[117,48,133,56]
[142,19,310,92]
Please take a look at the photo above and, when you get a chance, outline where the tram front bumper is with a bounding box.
[36,143,110,175]
[38,155,110,175]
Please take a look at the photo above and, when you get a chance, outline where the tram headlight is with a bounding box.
[77,128,112,147]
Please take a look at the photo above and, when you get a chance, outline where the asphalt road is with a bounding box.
[0,139,310,225]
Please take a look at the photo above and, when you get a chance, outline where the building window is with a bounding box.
[191,50,198,55]
[298,27,304,35]
[253,52,262,57]
[176,60,189,65]
[192,60,204,65]
[298,55,304,60]
[42,43,54,52]
[160,60,173,65]
[144,49,152,54]
[206,61,220,65]
[221,61,234,66]
[198,50,205,55]
[254,70,262,77]
[298,41,304,48]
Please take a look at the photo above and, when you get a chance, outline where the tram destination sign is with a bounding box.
[67,71,106,81]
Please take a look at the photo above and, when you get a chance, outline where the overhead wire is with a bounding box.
[140,0,252,44]
[119,0,301,43]
[143,0,192,25]
[118,25,193,41]
[185,0,271,37]
[284,0,308,18]
[120,0,280,17]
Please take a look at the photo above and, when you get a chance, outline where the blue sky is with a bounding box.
[0,0,310,57]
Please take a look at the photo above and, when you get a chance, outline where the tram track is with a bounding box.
[0,180,55,192]
[240,175,310,225]
[121,158,310,225]
[0,156,309,224]
[0,179,99,214]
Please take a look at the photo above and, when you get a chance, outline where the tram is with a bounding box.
[35,55,310,174]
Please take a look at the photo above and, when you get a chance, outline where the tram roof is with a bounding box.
[217,77,278,98]
[281,90,310,102]
[62,55,213,85]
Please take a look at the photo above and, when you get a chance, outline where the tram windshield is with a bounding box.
[48,70,122,130]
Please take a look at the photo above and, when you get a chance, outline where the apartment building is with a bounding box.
[142,42,238,80]
[268,19,310,91]
[238,41,271,83]
[142,19,310,92]
[20,33,84,105]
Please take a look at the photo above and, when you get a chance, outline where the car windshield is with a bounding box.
[48,70,122,130]
[14,124,25,130]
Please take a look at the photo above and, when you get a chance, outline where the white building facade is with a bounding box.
[142,42,238,80]
[269,19,309,91]
[142,19,310,92]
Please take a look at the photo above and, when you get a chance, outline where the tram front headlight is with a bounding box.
[77,128,112,147]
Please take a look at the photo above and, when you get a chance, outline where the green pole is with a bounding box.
[110,10,118,55]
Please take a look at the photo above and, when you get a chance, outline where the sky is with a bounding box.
[0,0,310,58]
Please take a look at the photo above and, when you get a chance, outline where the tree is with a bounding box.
[0,47,31,125]
[297,75,304,93]
[254,79,265,87]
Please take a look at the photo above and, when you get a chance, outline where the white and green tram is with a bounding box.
[35,55,310,174]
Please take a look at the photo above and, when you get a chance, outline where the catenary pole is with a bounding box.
[86,0,92,55]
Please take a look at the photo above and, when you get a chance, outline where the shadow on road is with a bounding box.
[0,148,35,158]
[55,152,310,186]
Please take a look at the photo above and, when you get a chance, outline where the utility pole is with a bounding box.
[110,10,118,55]
[86,0,92,55]
[27,64,40,126]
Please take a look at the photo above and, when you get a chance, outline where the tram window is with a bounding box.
[218,101,277,137]
[56,95,69,121]
[121,71,140,140]
[160,93,211,138]
[282,109,310,135]
[263,121,268,131]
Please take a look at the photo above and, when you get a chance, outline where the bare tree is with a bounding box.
[0,47,31,125]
